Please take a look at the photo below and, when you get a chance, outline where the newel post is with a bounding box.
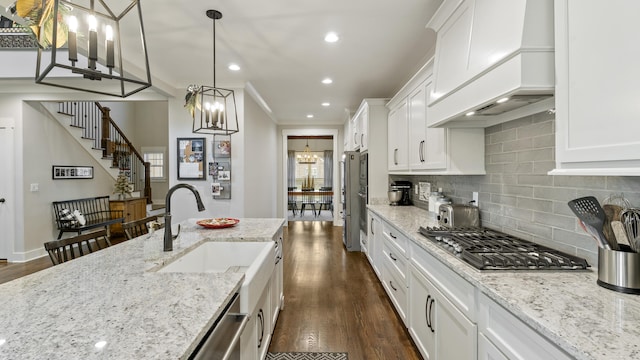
[101,107,111,158]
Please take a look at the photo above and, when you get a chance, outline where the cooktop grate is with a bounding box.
[418,226,590,270]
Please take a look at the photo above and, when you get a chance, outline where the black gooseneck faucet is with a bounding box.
[164,183,206,251]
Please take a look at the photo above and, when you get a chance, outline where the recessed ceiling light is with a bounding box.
[466,111,475,116]
[228,63,240,71]
[496,97,509,103]
[321,102,330,107]
[322,78,333,84]
[324,32,339,43]
[95,341,107,349]
[307,114,314,118]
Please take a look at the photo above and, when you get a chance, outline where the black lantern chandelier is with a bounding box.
[13,0,152,97]
[185,9,239,136]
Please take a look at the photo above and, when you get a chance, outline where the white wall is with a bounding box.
[244,94,278,218]
[167,89,246,223]
[132,101,170,204]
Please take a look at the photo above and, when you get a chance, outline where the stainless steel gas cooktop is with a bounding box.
[418,227,590,270]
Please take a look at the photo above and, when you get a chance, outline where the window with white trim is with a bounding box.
[142,147,166,181]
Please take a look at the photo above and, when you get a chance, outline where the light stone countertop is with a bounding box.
[0,218,285,360]
[368,205,640,360]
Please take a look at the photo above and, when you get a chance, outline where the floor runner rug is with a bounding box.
[266,352,348,360]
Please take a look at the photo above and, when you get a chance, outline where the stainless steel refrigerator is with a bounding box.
[341,151,361,251]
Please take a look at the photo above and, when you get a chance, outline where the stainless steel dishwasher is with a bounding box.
[189,293,249,360]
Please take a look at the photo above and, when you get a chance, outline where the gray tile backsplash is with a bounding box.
[391,111,640,266]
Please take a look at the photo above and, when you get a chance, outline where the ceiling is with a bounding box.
[140,0,443,125]
[1,0,443,125]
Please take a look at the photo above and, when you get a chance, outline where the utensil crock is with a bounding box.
[597,245,640,294]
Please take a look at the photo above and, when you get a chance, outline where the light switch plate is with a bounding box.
[414,184,419,195]
[30,183,39,192]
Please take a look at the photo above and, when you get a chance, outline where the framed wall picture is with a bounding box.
[177,138,206,180]
[52,166,94,179]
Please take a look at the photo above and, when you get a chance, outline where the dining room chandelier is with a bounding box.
[186,9,239,136]
[297,139,317,164]
[14,0,152,97]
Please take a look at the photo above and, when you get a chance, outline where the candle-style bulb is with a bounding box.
[105,25,114,68]
[88,15,98,69]
[88,15,97,31]
[67,15,78,63]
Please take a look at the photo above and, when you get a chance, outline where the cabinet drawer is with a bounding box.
[382,260,408,324]
[478,293,572,360]
[410,241,476,321]
[382,222,408,258]
[382,238,408,285]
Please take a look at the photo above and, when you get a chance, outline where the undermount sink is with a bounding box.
[158,241,275,312]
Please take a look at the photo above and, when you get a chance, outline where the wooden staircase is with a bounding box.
[47,101,152,204]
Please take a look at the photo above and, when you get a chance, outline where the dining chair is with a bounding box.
[287,187,298,216]
[44,229,111,266]
[122,215,164,240]
[300,189,317,217]
[317,187,333,217]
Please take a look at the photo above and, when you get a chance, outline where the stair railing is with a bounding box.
[58,101,152,204]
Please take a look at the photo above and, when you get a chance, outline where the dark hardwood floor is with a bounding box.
[1,224,421,359]
[269,221,421,360]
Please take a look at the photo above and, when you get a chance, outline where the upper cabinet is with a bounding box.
[426,0,555,128]
[550,0,640,176]
[387,60,485,175]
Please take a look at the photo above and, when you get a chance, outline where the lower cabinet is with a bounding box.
[478,333,509,360]
[409,264,476,360]
[241,280,272,360]
[478,293,573,360]
[241,230,284,360]
[367,210,382,278]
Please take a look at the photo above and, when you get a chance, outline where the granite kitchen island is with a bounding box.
[0,218,285,360]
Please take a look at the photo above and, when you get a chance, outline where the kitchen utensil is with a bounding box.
[611,221,630,247]
[620,208,640,252]
[597,246,640,294]
[602,204,623,246]
[568,197,615,250]
[603,193,632,209]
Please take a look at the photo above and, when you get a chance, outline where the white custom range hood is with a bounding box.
[426,0,555,128]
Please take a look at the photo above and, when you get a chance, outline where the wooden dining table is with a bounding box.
[287,190,333,196]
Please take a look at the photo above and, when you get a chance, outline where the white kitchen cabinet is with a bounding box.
[367,210,381,278]
[551,0,640,176]
[359,107,369,151]
[388,59,485,175]
[408,79,447,171]
[478,293,573,360]
[350,114,360,150]
[270,229,284,329]
[387,101,409,171]
[241,281,271,360]
[380,221,410,325]
[409,263,477,360]
[478,333,509,360]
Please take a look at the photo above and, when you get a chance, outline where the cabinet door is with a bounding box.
[408,84,427,169]
[409,265,436,360]
[554,0,640,174]
[410,264,476,360]
[422,82,447,170]
[367,211,379,276]
[360,108,369,152]
[388,102,408,171]
[270,232,283,329]
[409,80,447,171]
[478,333,509,360]
[351,115,360,150]
[433,283,477,360]
[256,285,271,360]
